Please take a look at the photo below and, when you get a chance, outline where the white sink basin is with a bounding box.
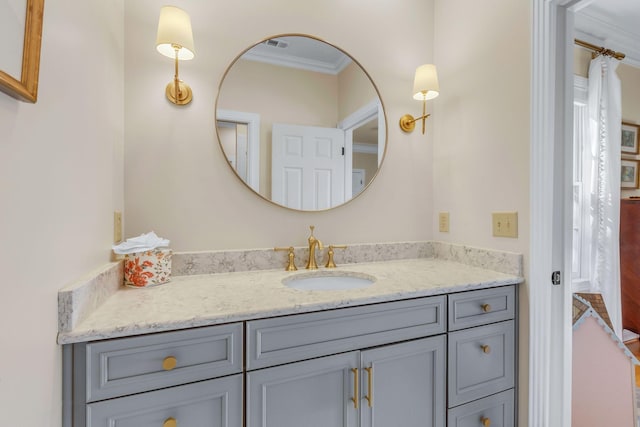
[283,272,375,291]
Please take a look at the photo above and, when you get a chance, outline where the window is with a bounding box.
[572,75,592,292]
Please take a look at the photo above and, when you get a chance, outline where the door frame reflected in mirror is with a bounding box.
[217,109,261,192]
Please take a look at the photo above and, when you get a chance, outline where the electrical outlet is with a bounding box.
[492,212,518,238]
[439,212,450,232]
[114,211,123,243]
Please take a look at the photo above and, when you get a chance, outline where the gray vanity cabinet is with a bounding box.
[446,286,517,427]
[86,374,242,427]
[359,336,446,427]
[64,285,518,427]
[246,351,360,427]
[245,296,447,427]
[448,389,514,427]
[66,323,243,427]
[246,336,446,427]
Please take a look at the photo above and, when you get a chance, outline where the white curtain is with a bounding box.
[587,55,622,338]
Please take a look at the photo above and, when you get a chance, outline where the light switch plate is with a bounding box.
[492,212,518,238]
[439,212,450,232]
[114,211,123,243]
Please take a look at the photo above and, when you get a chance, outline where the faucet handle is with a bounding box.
[325,245,347,268]
[274,246,298,271]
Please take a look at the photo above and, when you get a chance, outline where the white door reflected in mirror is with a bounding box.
[272,123,346,210]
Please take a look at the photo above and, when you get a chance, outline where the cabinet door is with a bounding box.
[86,374,242,427]
[246,351,359,427]
[360,335,446,427]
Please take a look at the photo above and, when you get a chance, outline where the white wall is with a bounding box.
[124,0,436,250]
[0,1,124,425]
[618,64,640,197]
[432,1,530,425]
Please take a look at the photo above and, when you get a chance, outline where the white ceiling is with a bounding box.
[575,0,640,67]
[242,36,351,75]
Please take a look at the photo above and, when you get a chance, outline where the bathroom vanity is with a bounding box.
[59,246,521,427]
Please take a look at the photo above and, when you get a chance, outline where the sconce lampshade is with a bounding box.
[412,64,439,101]
[156,6,195,60]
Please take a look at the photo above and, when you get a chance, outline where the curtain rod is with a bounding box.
[575,38,625,60]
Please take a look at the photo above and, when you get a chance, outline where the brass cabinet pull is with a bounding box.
[351,368,359,409]
[481,345,491,354]
[163,417,177,427]
[162,356,177,371]
[481,303,492,313]
[364,366,373,407]
[481,416,491,427]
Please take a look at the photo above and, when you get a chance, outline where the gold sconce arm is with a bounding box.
[399,98,430,134]
[165,44,193,105]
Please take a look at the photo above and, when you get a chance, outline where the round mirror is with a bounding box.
[215,34,387,211]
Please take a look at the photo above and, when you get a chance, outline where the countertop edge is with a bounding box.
[57,276,523,344]
[57,242,524,345]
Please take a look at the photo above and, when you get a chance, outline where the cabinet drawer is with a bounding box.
[81,323,242,402]
[448,389,514,427]
[448,320,515,407]
[87,374,242,427]
[448,286,515,331]
[246,296,446,370]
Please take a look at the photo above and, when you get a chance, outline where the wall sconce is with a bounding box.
[156,6,195,105]
[399,64,439,134]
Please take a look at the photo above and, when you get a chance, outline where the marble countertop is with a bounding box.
[57,257,523,344]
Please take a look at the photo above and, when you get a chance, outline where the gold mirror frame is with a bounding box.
[215,34,388,212]
[0,0,45,103]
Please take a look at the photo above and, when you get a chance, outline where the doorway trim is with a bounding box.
[531,0,582,425]
[216,109,261,192]
[338,99,381,199]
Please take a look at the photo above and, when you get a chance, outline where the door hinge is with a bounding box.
[551,271,561,286]
[341,147,345,156]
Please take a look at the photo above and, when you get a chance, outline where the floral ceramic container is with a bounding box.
[123,249,172,287]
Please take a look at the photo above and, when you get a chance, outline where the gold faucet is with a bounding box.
[305,225,323,269]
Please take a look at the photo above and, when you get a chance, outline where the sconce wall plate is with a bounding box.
[165,80,192,105]
[400,114,422,133]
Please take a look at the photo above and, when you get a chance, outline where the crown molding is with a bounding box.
[242,49,351,75]
[575,11,640,68]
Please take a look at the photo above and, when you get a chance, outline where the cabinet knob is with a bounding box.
[162,356,177,371]
[163,417,177,427]
[481,416,491,427]
[481,345,491,354]
[481,303,492,313]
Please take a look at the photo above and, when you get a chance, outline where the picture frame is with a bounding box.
[0,0,45,103]
[621,122,640,155]
[621,159,640,189]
